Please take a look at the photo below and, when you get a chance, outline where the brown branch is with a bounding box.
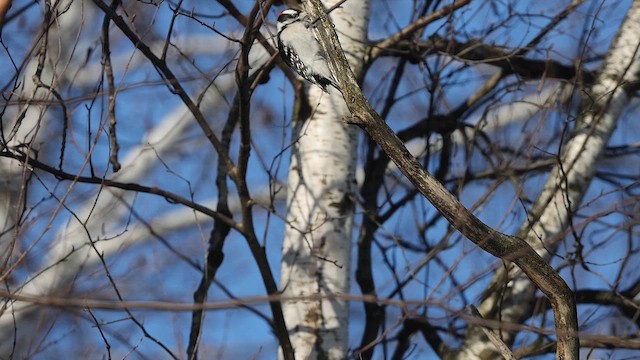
[217,0,300,89]
[355,57,456,359]
[0,148,237,229]
[533,287,640,328]
[0,289,482,312]
[75,2,293,356]
[0,288,574,334]
[375,36,596,84]
[353,60,412,360]
[513,336,640,358]
[186,84,238,360]
[391,318,448,360]
[100,0,121,172]
[305,1,579,359]
[231,2,295,359]
[91,0,236,179]
[368,0,592,85]
[366,0,472,63]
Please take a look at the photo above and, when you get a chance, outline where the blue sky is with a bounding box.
[1,0,638,359]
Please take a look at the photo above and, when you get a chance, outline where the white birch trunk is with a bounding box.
[279,1,369,358]
[456,1,640,358]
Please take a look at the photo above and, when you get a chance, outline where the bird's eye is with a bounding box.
[278,10,299,23]
[278,14,292,22]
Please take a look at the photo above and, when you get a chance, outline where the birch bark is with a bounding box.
[455,1,640,358]
[279,1,369,358]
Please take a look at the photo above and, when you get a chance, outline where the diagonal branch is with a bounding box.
[374,36,596,84]
[91,0,236,177]
[366,0,472,63]
[0,149,237,229]
[305,0,580,359]
[464,1,640,357]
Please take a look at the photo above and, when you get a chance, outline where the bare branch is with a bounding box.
[305,0,580,358]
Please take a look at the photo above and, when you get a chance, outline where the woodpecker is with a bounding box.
[276,8,341,93]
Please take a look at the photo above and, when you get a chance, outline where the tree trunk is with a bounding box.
[455,1,640,358]
[279,1,369,358]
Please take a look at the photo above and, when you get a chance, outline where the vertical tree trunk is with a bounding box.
[455,1,640,358]
[279,1,369,358]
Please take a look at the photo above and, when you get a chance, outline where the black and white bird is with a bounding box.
[276,8,341,93]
